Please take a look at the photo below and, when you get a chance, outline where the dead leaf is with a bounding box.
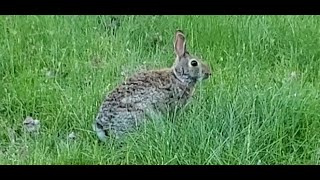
[23,116,40,134]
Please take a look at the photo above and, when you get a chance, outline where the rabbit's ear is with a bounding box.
[174,30,187,58]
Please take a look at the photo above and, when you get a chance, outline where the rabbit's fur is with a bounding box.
[93,30,212,141]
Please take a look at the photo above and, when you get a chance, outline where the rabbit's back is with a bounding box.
[94,70,193,139]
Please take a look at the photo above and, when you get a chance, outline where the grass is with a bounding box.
[1,15,320,165]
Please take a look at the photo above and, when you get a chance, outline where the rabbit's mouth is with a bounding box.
[200,72,212,81]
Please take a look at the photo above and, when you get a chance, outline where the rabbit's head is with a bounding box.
[172,30,212,84]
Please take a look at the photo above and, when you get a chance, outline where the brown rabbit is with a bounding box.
[93,30,212,141]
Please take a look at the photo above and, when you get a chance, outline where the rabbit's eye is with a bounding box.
[190,60,198,67]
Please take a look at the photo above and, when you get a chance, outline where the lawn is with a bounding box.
[1,15,320,165]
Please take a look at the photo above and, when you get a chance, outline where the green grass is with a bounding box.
[1,15,320,165]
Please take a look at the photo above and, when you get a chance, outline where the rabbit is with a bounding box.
[93,30,212,141]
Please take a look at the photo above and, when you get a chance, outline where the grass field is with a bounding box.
[1,15,320,165]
